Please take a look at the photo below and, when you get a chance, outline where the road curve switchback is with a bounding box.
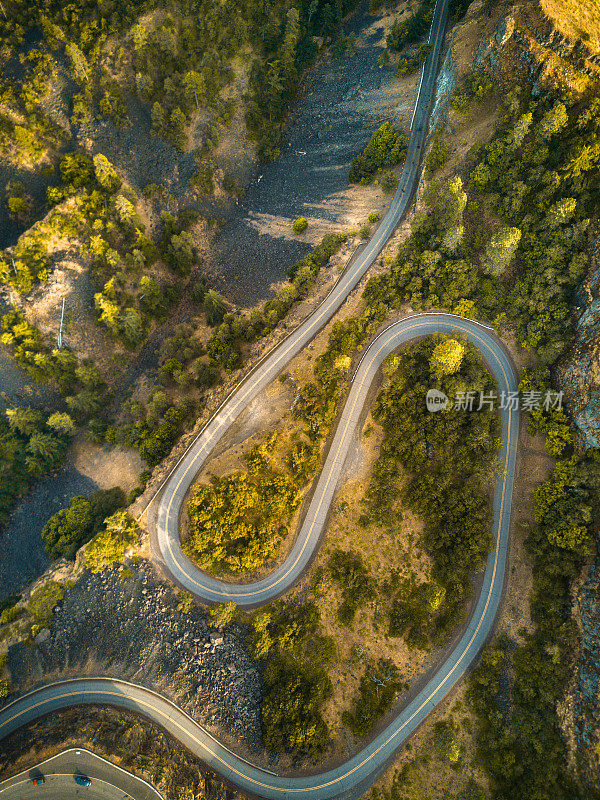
[0,2,523,799]
[0,314,520,800]
[152,0,450,603]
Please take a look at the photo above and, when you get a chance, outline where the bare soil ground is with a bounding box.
[539,0,600,51]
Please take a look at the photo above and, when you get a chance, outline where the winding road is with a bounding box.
[0,2,522,798]
[152,0,450,603]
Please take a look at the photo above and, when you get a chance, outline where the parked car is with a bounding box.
[74,775,91,787]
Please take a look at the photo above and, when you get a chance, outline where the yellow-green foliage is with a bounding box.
[433,719,461,762]
[208,601,239,630]
[85,511,139,572]
[349,121,409,184]
[0,605,22,625]
[450,72,493,113]
[425,134,450,174]
[292,217,308,234]
[396,42,431,77]
[185,437,300,574]
[27,580,66,627]
[177,590,195,613]
[430,337,465,378]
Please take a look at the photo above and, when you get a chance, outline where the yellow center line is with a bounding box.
[161,318,515,603]
[0,2,521,793]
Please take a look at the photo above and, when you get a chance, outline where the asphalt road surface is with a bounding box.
[0,748,162,800]
[0,314,520,800]
[0,2,523,798]
[154,313,518,606]
[151,0,450,604]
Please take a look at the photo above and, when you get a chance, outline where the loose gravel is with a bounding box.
[8,560,264,751]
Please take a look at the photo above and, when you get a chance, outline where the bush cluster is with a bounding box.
[349,121,409,185]
[42,487,126,560]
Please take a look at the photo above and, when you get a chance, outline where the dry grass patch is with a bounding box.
[539,0,600,51]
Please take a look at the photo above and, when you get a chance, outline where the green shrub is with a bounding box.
[27,580,66,627]
[342,658,403,735]
[0,605,23,625]
[208,601,239,630]
[177,591,195,614]
[434,720,461,762]
[425,135,450,174]
[203,290,229,326]
[0,405,73,527]
[349,122,408,184]
[292,216,308,234]
[387,0,433,50]
[379,170,398,193]
[85,512,139,572]
[185,438,300,575]
[249,602,335,756]
[450,72,493,113]
[396,42,431,77]
[327,549,376,624]
[41,487,126,560]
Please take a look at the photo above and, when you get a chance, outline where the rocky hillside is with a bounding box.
[448,0,600,450]
[5,560,264,755]
[557,222,600,449]
[452,0,599,96]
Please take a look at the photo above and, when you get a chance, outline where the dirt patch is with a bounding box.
[69,437,143,490]
[539,0,600,51]
[19,251,119,378]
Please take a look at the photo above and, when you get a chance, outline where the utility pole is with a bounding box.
[57,298,65,348]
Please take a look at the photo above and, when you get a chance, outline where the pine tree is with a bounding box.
[545,197,576,229]
[536,102,568,141]
[65,42,90,85]
[481,226,521,277]
[183,71,208,110]
[93,154,121,193]
[46,412,76,436]
[151,101,165,134]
